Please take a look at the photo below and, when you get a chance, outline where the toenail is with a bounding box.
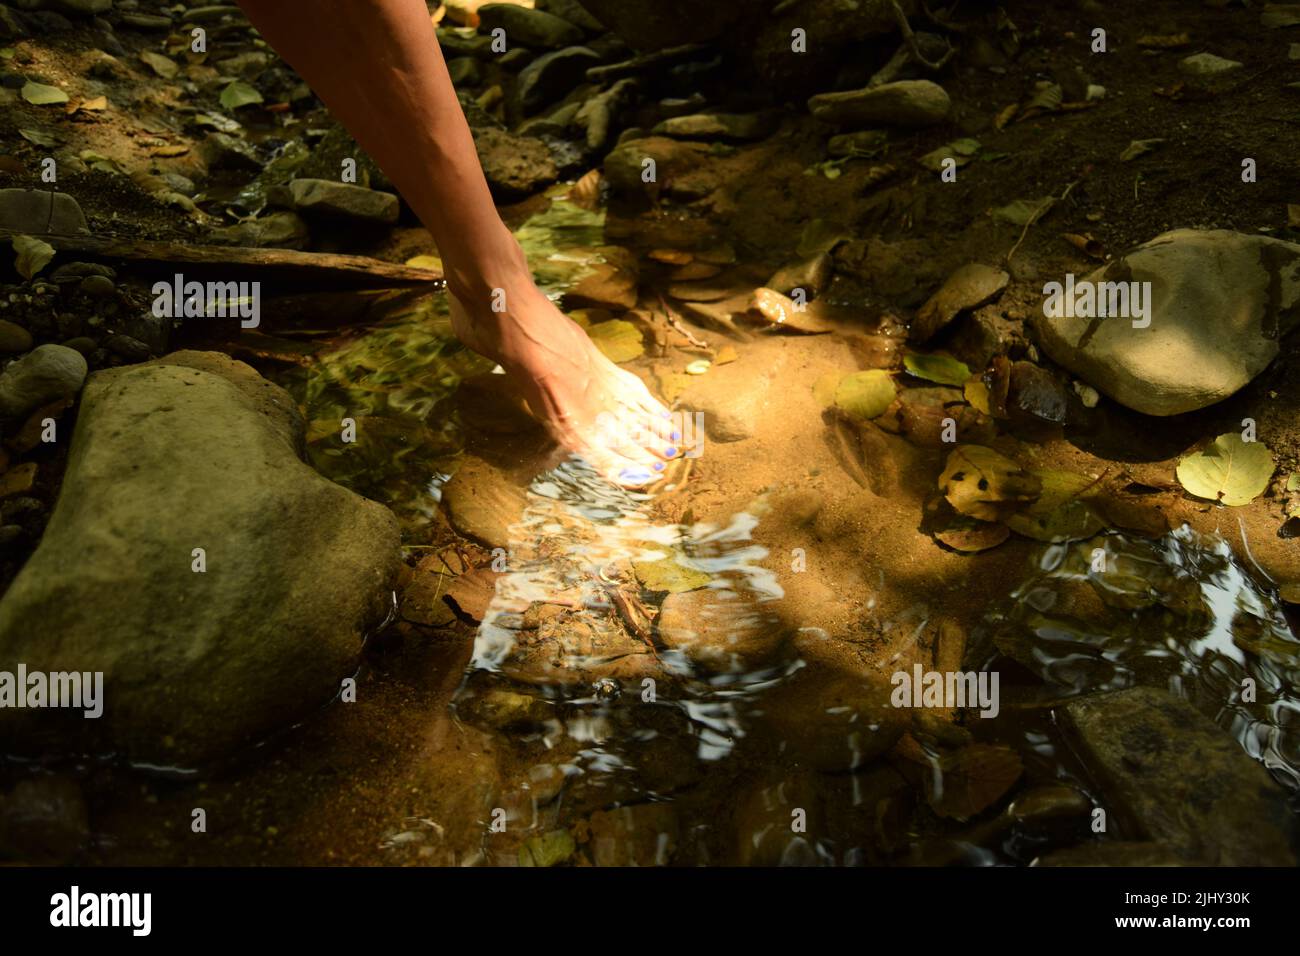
[670,431,681,441]
[665,447,677,457]
[654,462,665,471]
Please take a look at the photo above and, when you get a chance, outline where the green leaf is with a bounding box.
[586,319,643,363]
[833,370,896,421]
[18,128,58,148]
[13,235,55,280]
[220,80,264,110]
[139,50,178,79]
[991,196,1056,226]
[633,551,711,593]
[1176,432,1274,506]
[20,81,68,105]
[904,352,972,387]
[918,138,980,172]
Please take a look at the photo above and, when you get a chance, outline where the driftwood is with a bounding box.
[0,229,443,290]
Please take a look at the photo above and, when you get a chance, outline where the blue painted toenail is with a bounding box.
[670,431,681,441]
[654,462,664,471]
[665,447,677,457]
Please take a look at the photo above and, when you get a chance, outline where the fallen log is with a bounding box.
[0,229,443,290]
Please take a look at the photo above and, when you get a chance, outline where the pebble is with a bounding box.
[0,319,33,353]
[0,343,88,421]
[104,333,150,361]
[79,274,116,298]
[807,80,951,128]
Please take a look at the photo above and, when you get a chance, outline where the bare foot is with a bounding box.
[448,280,679,486]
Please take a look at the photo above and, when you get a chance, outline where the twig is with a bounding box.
[921,0,968,34]
[1005,179,1079,266]
[889,0,957,71]
[657,291,709,349]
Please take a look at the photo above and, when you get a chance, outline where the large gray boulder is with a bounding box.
[0,351,401,767]
[1035,230,1300,416]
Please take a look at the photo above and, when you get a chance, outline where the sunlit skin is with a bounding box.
[237,0,678,484]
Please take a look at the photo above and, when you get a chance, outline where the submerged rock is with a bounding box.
[1060,687,1295,866]
[1034,229,1300,415]
[911,263,1009,343]
[0,352,401,766]
[443,455,528,550]
[808,80,951,128]
[657,587,791,671]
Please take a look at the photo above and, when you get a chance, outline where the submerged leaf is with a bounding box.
[934,515,1011,553]
[586,319,644,363]
[904,352,972,387]
[633,551,711,593]
[1176,432,1274,506]
[834,370,896,421]
[939,445,1042,521]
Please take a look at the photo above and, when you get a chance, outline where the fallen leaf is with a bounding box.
[13,235,55,280]
[1263,5,1300,28]
[220,80,264,110]
[443,567,498,623]
[79,95,108,111]
[1120,138,1165,162]
[150,144,190,157]
[904,353,972,387]
[1137,33,1191,48]
[18,128,57,147]
[991,196,1056,226]
[939,445,1042,521]
[20,81,68,105]
[964,378,991,415]
[633,551,710,593]
[918,138,980,172]
[934,515,1011,553]
[139,50,179,78]
[1176,432,1274,506]
[586,319,644,363]
[834,370,896,421]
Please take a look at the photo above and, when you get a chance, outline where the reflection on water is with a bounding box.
[985,526,1300,791]
[458,454,795,765]
[268,192,1298,865]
